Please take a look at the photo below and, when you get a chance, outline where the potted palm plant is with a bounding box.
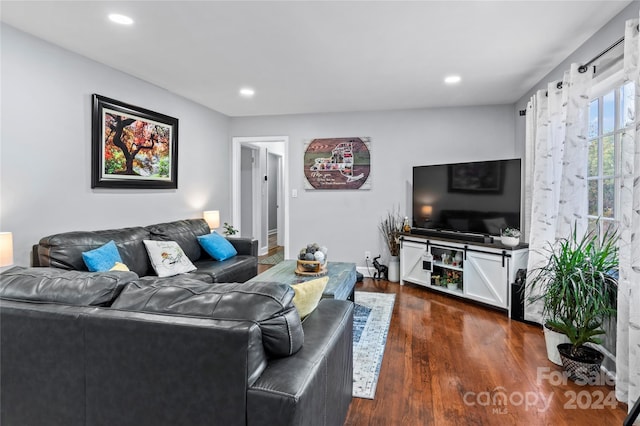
[379,209,402,282]
[527,224,618,381]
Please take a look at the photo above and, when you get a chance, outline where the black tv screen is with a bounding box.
[412,159,521,235]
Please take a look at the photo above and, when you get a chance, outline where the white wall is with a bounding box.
[230,106,516,268]
[0,24,231,266]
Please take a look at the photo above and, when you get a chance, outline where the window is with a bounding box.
[587,75,634,235]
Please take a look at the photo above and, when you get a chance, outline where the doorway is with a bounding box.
[231,136,289,259]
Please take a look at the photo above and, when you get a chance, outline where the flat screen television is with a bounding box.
[412,159,521,237]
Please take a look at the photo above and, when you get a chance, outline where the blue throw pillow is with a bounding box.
[197,231,238,261]
[82,240,123,272]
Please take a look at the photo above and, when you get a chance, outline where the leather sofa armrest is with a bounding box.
[247,299,353,426]
[227,237,258,257]
[31,244,41,266]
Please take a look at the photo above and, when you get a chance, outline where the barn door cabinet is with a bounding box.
[399,234,528,311]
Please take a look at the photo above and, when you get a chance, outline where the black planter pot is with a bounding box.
[557,343,605,383]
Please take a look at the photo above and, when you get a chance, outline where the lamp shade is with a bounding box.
[0,232,14,267]
[421,205,433,218]
[203,210,220,230]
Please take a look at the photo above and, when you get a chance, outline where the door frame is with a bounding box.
[275,153,284,247]
[231,136,289,258]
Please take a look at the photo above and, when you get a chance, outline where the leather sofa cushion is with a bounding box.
[145,219,210,262]
[112,279,304,357]
[0,266,138,306]
[190,256,258,283]
[37,226,152,276]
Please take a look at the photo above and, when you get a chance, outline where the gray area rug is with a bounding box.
[352,291,395,399]
[258,249,284,265]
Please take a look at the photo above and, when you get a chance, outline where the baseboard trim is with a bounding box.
[357,266,373,278]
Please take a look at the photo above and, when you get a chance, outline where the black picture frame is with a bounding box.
[91,94,178,189]
[447,161,504,193]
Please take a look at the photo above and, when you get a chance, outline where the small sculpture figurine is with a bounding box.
[372,255,388,280]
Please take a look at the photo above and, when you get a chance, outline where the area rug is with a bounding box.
[258,249,284,265]
[352,291,395,399]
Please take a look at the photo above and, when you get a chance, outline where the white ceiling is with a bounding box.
[0,1,633,117]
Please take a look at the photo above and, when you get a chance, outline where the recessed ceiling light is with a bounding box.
[108,14,134,25]
[444,75,461,85]
[239,88,255,98]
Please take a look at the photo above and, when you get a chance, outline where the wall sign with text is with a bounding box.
[303,137,371,190]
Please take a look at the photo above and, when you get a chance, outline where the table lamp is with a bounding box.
[203,211,220,232]
[0,232,14,267]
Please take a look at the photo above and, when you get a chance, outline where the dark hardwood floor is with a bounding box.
[345,278,627,426]
[256,261,627,425]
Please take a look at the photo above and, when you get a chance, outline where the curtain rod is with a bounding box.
[576,24,637,74]
[578,35,625,73]
[519,30,632,117]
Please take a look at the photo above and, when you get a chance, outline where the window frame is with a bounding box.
[587,67,631,235]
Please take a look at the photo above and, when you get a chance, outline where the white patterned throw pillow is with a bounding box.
[143,240,197,278]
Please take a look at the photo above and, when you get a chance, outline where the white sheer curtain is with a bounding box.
[524,64,592,323]
[525,15,640,409]
[616,16,640,409]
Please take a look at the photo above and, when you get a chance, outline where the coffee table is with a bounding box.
[247,260,356,301]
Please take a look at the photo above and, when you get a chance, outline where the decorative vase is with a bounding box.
[557,343,605,383]
[501,236,520,247]
[453,251,463,267]
[388,256,400,282]
[543,324,570,366]
[447,282,458,291]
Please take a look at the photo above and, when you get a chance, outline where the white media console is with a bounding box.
[399,233,528,314]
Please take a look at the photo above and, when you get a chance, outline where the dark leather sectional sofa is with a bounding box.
[0,219,354,426]
[32,218,259,283]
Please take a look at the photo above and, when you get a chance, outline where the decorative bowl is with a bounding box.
[501,236,520,247]
[299,259,321,271]
[295,259,328,276]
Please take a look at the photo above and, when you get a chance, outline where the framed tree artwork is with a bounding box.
[91,94,178,189]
